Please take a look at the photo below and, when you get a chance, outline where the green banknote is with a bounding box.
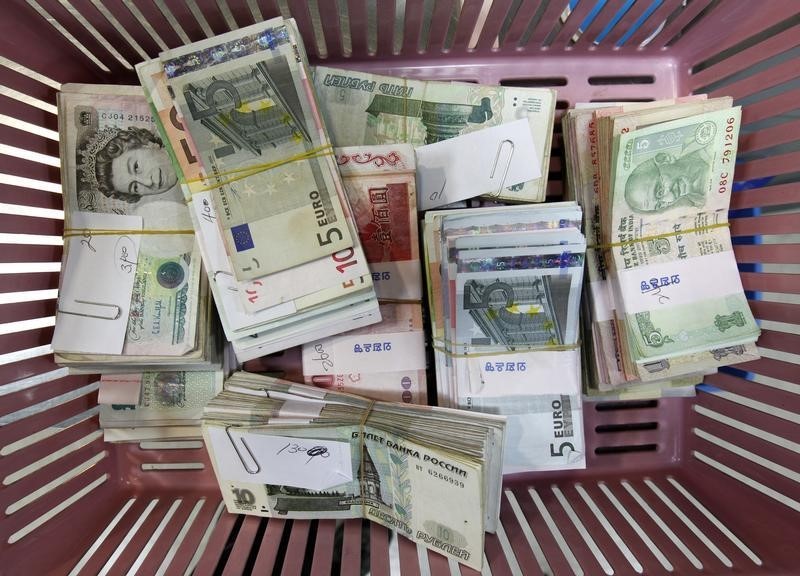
[313,66,556,202]
[610,107,759,360]
[100,370,223,426]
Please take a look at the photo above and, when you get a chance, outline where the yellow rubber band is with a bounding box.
[432,339,580,358]
[63,228,195,238]
[184,144,334,194]
[587,221,729,250]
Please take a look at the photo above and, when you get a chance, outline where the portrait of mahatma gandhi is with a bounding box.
[78,126,179,204]
[624,149,710,213]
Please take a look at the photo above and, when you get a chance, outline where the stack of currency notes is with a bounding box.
[563,97,760,394]
[136,16,380,362]
[99,371,223,442]
[301,144,427,404]
[202,371,505,570]
[423,203,587,473]
[53,84,220,373]
[312,66,556,203]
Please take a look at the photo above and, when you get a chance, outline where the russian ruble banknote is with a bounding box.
[313,66,556,203]
[202,372,506,570]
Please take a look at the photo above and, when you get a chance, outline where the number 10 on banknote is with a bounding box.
[163,21,354,280]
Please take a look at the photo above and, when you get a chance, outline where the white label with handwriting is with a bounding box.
[206,427,353,491]
[617,250,743,314]
[53,211,142,355]
[302,331,426,375]
[416,119,541,211]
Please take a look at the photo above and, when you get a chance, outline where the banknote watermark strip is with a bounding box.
[587,221,729,250]
[183,144,334,193]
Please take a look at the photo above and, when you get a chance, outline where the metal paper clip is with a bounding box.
[57,299,121,320]
[487,139,514,197]
[212,270,239,293]
[226,426,260,474]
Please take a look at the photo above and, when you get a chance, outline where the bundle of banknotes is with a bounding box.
[312,66,556,204]
[423,203,587,473]
[99,371,223,442]
[135,16,380,362]
[53,84,220,373]
[300,144,427,404]
[563,97,761,394]
[202,371,505,570]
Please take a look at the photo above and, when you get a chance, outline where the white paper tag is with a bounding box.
[465,349,581,397]
[191,191,297,333]
[207,427,353,491]
[617,250,743,314]
[52,212,142,355]
[416,119,541,210]
[302,331,426,375]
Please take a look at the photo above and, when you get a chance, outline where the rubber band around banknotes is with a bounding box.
[587,221,729,250]
[183,144,334,194]
[359,399,375,509]
[63,228,195,238]
[432,338,580,358]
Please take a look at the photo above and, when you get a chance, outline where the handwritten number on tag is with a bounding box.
[276,441,331,464]
[245,280,263,303]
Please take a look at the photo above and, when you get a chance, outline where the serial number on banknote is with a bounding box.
[99,111,154,123]
[276,442,331,464]
[428,468,465,488]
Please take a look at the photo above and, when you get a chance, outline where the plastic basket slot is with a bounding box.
[644,478,732,568]
[0,367,68,399]
[0,380,97,429]
[1,405,98,457]
[574,481,644,573]
[7,472,108,545]
[5,449,106,515]
[665,476,762,566]
[693,450,800,513]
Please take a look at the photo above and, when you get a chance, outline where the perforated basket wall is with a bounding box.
[1,1,798,575]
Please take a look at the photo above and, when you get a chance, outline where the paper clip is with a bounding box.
[487,139,514,197]
[57,299,121,320]
[212,270,239,293]
[226,426,261,474]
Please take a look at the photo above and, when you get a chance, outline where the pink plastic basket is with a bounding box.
[1,1,798,574]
